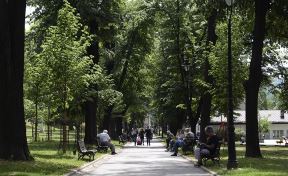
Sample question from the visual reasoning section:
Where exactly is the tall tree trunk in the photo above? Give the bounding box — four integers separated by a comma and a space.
0, 0, 31, 160
102, 105, 114, 132
115, 117, 122, 137
190, 97, 203, 134
199, 9, 218, 142
62, 110, 68, 153
84, 100, 97, 144
34, 94, 38, 142
47, 105, 51, 141
245, 0, 270, 158
84, 21, 99, 144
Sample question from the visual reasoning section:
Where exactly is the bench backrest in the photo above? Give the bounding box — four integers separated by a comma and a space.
78, 140, 87, 152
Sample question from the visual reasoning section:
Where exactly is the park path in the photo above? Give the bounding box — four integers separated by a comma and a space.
68, 137, 213, 176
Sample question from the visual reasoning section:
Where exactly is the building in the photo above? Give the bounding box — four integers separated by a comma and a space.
209, 110, 288, 139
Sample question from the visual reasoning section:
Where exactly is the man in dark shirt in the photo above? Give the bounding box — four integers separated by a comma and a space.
194, 126, 219, 166
145, 127, 152, 146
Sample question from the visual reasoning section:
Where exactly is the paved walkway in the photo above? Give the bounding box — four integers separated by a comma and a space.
68, 137, 213, 176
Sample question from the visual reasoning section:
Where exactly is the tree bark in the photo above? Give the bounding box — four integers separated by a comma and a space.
102, 105, 114, 132
0, 0, 31, 160
245, 0, 270, 158
199, 9, 218, 142
34, 93, 38, 142
84, 20, 99, 144
84, 101, 97, 144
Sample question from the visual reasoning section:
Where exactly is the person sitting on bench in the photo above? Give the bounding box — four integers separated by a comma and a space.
97, 130, 117, 155
194, 126, 219, 167
165, 130, 174, 150
171, 128, 194, 156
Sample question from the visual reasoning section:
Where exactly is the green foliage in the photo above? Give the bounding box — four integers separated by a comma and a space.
39, 0, 92, 113
234, 128, 245, 141
258, 117, 270, 134
209, 15, 248, 115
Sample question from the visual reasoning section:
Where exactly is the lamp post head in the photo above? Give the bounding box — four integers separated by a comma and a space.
225, 0, 235, 6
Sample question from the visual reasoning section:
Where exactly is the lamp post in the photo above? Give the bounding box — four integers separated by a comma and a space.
182, 56, 192, 128
225, 0, 238, 169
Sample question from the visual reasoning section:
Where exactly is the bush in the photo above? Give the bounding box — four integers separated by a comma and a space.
234, 128, 245, 142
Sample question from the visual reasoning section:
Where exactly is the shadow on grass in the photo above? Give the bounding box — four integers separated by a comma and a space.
0, 159, 82, 176
0, 141, 86, 176
206, 146, 288, 176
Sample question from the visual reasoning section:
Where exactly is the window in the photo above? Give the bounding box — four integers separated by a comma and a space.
280, 110, 285, 119
272, 130, 284, 139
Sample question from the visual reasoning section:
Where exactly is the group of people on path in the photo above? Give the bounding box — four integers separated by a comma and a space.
96, 126, 153, 155
166, 126, 219, 167
131, 127, 153, 146
96, 125, 219, 168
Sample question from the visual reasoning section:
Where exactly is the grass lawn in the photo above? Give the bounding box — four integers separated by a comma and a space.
185, 145, 288, 176
0, 140, 123, 176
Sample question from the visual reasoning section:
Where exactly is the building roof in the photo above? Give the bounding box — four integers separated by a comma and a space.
210, 110, 288, 124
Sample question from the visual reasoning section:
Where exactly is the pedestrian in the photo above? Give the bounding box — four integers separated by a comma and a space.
145, 127, 152, 146
131, 128, 138, 146
139, 128, 145, 145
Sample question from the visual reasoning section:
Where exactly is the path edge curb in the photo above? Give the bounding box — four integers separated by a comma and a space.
64, 154, 110, 176
180, 154, 219, 176
65, 144, 126, 176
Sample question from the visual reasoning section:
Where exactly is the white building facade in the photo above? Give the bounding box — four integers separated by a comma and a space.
209, 110, 288, 139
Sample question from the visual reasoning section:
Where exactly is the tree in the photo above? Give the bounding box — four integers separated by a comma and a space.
77, 0, 123, 144
244, 0, 271, 158
0, 0, 31, 160
24, 37, 48, 142
39, 0, 92, 153
258, 117, 270, 137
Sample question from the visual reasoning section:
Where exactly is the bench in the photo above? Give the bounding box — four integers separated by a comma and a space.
182, 139, 196, 155
96, 137, 109, 153
201, 141, 222, 166
119, 135, 127, 144
77, 140, 96, 161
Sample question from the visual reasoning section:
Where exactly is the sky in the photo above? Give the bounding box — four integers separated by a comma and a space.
25, 6, 35, 30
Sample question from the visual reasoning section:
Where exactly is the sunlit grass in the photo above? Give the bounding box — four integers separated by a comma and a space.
185, 145, 288, 176
0, 139, 122, 176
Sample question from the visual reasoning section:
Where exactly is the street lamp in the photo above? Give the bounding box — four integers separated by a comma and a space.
182, 56, 192, 128
225, 0, 238, 169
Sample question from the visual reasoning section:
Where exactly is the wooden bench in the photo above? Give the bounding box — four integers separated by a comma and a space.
182, 139, 196, 155
201, 141, 222, 166
77, 140, 96, 161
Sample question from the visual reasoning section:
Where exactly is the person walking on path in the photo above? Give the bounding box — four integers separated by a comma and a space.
131, 128, 138, 146
145, 127, 152, 146
97, 130, 117, 155
139, 128, 145, 145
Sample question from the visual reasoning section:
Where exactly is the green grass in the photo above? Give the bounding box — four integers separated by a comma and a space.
0, 140, 123, 176
185, 145, 288, 176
